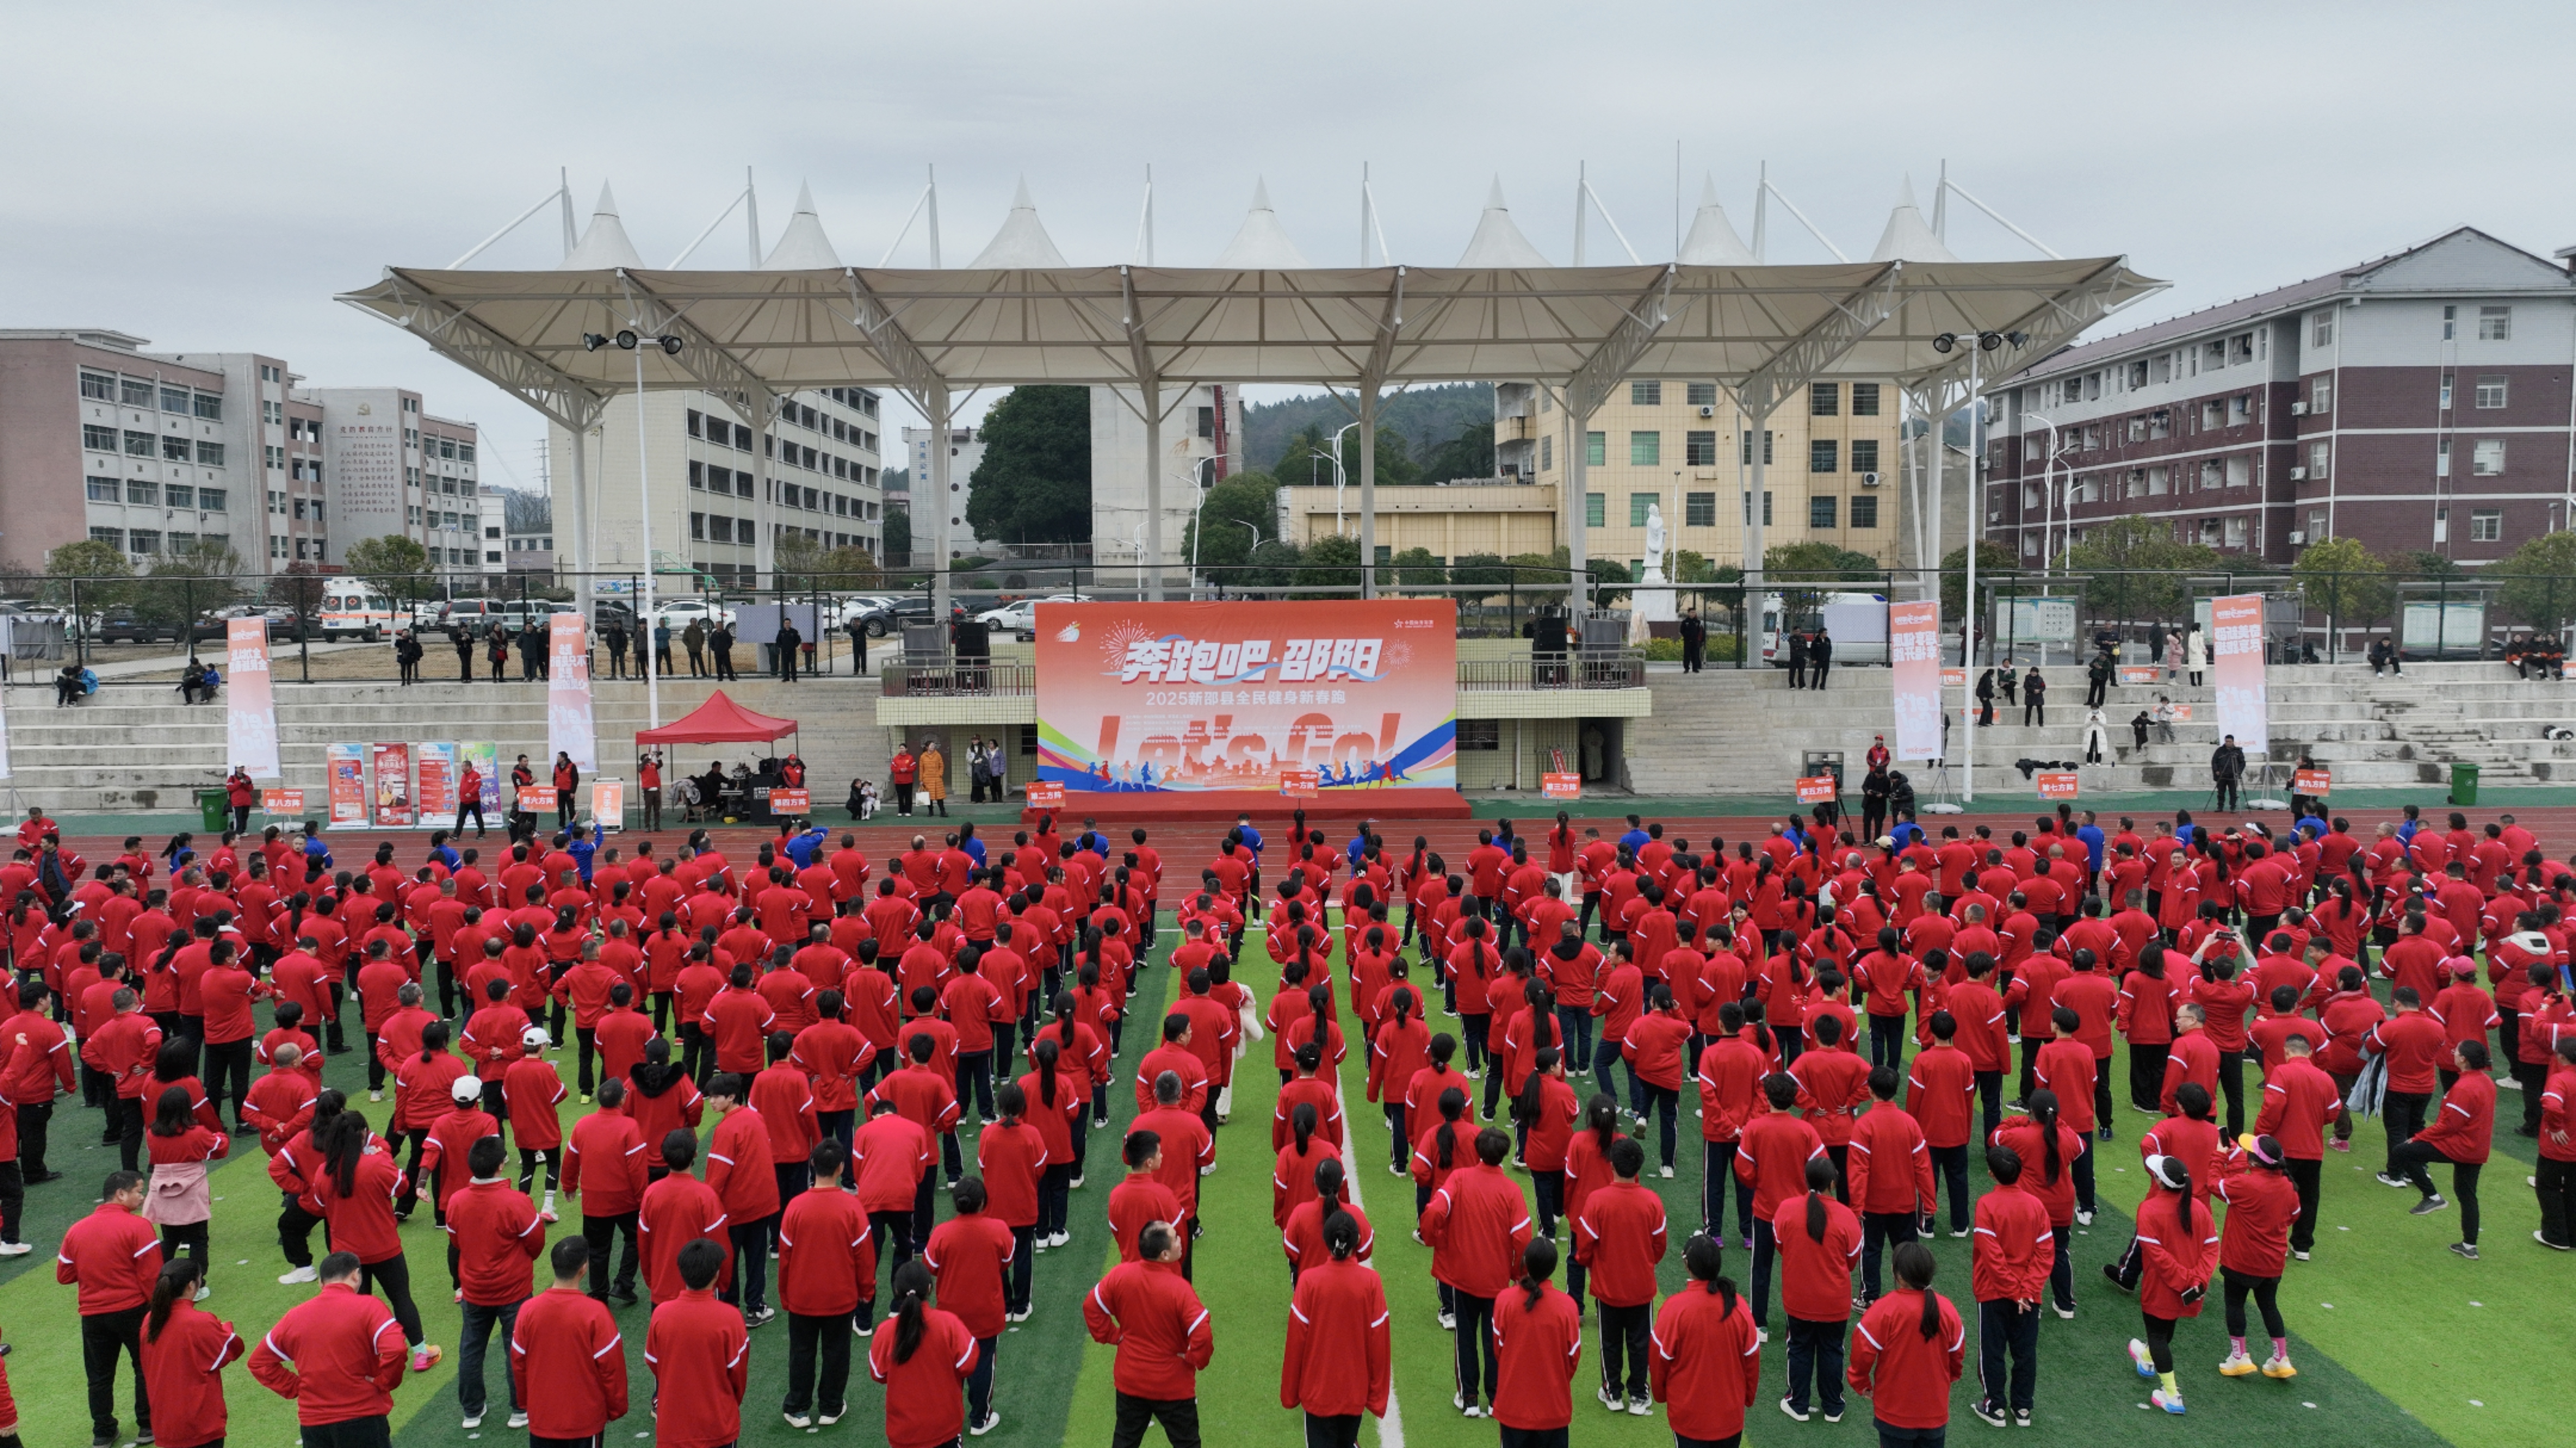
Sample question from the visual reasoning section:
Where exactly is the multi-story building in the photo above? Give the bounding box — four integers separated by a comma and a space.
552, 385, 885, 591
296, 387, 486, 580
1988, 227, 2576, 566
0, 329, 253, 570
1089, 383, 1240, 576
902, 422, 990, 560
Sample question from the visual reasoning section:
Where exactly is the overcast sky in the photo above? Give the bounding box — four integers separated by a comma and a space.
8, 0, 2571, 491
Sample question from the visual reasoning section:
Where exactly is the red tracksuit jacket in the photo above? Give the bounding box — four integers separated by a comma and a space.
1651, 1284, 1761, 1440
1419, 1163, 1533, 1299
1847, 1288, 1964, 1429
778, 1186, 877, 1317
247, 1282, 406, 1425
1572, 1179, 1667, 1307
510, 1286, 629, 1438
1489, 1283, 1583, 1430
645, 1288, 747, 1448
1083, 1259, 1214, 1400
1848, 1100, 1935, 1215
1279, 1256, 1390, 1417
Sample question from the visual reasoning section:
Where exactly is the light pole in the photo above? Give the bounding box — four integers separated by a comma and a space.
583, 327, 682, 733
1184, 451, 1231, 600
2022, 411, 2069, 577
1932, 328, 2025, 804
1326, 422, 1358, 535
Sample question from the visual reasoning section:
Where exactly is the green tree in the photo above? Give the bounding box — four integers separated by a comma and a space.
1390, 546, 1446, 591
1507, 546, 1629, 603
1415, 422, 1496, 483
2067, 514, 2213, 627
2402, 549, 2465, 579
1764, 540, 1879, 621
1241, 538, 1305, 591
1297, 533, 1366, 596
133, 542, 247, 629
773, 533, 882, 594
2291, 536, 2392, 657
1181, 471, 1279, 578
1939, 540, 2017, 621
1272, 423, 1419, 491
342, 535, 434, 603
2493, 530, 2576, 637
965, 385, 1092, 545
1449, 552, 1511, 598
44, 539, 135, 610
882, 506, 912, 563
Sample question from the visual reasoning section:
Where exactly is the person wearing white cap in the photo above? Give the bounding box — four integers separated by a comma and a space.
2209, 1133, 2298, 1379
2124, 1153, 2216, 1414
503, 1026, 568, 1220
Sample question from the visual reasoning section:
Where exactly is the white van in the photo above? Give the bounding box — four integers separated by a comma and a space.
1760, 590, 1891, 666
317, 585, 396, 640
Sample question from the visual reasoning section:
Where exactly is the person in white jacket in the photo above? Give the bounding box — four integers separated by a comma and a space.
2081, 707, 2112, 764
2185, 624, 2207, 686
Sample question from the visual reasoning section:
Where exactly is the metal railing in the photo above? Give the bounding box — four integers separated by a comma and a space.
880, 662, 1034, 698
1457, 650, 1648, 691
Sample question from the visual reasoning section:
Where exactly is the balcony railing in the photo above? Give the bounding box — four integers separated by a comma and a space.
882, 652, 1648, 699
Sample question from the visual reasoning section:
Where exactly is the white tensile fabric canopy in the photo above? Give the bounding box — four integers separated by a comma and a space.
340, 179, 2160, 600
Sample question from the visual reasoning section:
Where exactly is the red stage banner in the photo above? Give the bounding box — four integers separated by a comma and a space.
1795, 775, 1839, 804
1034, 599, 1456, 795
547, 613, 597, 772
2036, 770, 2080, 800
1542, 772, 1582, 800
369, 743, 414, 827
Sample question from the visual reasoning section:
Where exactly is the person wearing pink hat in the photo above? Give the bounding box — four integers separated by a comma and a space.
2124, 1153, 2215, 1414
2210, 1134, 2298, 1379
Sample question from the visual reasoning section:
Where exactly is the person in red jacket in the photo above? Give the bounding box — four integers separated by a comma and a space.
1108, 1131, 1182, 1266
1775, 1154, 1863, 1424
563, 1076, 647, 1303
248, 1250, 409, 1440
1574, 1136, 1667, 1413
1735, 1071, 1827, 1333
923, 1177, 1014, 1435
503, 1027, 567, 1215
510, 1238, 631, 1445
1084, 1221, 1214, 1448
870, 1259, 978, 1448
2389, 1039, 2495, 1258
780, 1139, 877, 1427
1489, 1238, 1583, 1445
446, 1136, 544, 1428
2209, 1133, 2299, 1379
2119, 1154, 2213, 1414
1849, 1064, 1934, 1307
1904, 1011, 1977, 1236
62, 1170, 162, 1444
1650, 1232, 1762, 1441
647, 1239, 749, 1448
1418, 1126, 1532, 1418
704, 1072, 781, 1323
139, 1257, 242, 1448
639, 1130, 732, 1305
1279, 1210, 1390, 1448
1967, 1145, 2052, 1428
2251, 1033, 2343, 1259
2539, 1037, 2576, 1250
1847, 1243, 1964, 1440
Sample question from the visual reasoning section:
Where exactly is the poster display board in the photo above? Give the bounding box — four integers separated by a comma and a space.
547, 613, 597, 772
415, 743, 458, 823
461, 743, 502, 813
1034, 600, 1457, 795
369, 743, 414, 827
1888, 601, 1941, 760
225, 618, 281, 778
591, 779, 626, 828
326, 744, 367, 827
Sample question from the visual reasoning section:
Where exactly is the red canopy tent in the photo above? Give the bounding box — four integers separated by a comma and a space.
634, 690, 799, 747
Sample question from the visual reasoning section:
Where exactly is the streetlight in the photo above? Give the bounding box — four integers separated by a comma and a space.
2021, 411, 2071, 578
1929, 328, 2026, 804
1325, 422, 1358, 534
583, 328, 683, 733
1184, 451, 1232, 600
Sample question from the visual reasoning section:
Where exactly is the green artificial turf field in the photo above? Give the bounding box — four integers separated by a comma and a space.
0, 917, 2565, 1448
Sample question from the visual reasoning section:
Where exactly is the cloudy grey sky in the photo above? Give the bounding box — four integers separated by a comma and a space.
8, 0, 2570, 490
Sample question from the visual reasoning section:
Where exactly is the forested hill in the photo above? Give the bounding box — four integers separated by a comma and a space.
1243, 382, 1493, 472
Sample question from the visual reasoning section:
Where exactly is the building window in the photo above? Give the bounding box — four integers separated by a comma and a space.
165, 484, 195, 508
1686, 381, 1718, 407
689, 512, 705, 541
192, 391, 221, 421
122, 430, 154, 457
1585, 431, 1606, 466
2147, 464, 2169, 495
83, 423, 118, 452
1584, 492, 1605, 527
2308, 509, 2328, 542
1627, 493, 1657, 527
2437, 440, 2452, 477
2200, 401, 2225, 431
1743, 491, 1772, 525
1850, 438, 1880, 475
126, 480, 160, 505
2475, 375, 2508, 409
1685, 491, 1716, 526
160, 435, 189, 462
2231, 395, 2254, 424
1850, 495, 1878, 528
2148, 409, 2172, 439
2479, 305, 2512, 341
1630, 381, 1661, 406
1539, 436, 1552, 471
2127, 416, 2147, 443
85, 475, 120, 502
127, 529, 161, 554
1457, 719, 1501, 751
2312, 311, 2334, 347
2226, 456, 2252, 488
1810, 496, 1838, 529
1684, 430, 1717, 466
1809, 382, 1839, 416
89, 526, 123, 548
1740, 430, 1772, 465
2223, 517, 2248, 548
80, 371, 116, 401
2470, 509, 2503, 543
2439, 373, 2454, 410
1810, 439, 1838, 473
157, 385, 188, 414
1629, 431, 1660, 466
2309, 442, 2330, 478
2310, 379, 2332, 414
2473, 439, 2505, 475
1850, 382, 1880, 417
120, 378, 153, 407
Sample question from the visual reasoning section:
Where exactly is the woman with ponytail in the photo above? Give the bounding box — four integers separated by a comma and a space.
1449, 914, 1499, 1076
2126, 1154, 2216, 1415
1489, 1237, 1582, 1443
1990, 1088, 2083, 1318
1280, 1207, 1391, 1447
1651, 1233, 1762, 1445
1282, 1156, 1376, 1282
1515, 1046, 1581, 1236
1367, 985, 1431, 1173
390, 1018, 465, 1213
1775, 1153, 1862, 1424
139, 1257, 242, 1448
1560, 1092, 1625, 1303
315, 1109, 440, 1371
1015, 1037, 1084, 1247
1273, 1102, 1332, 1231
868, 1259, 978, 1448
1846, 1241, 1963, 1444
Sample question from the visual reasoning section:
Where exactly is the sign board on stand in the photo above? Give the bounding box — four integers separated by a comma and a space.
326, 744, 367, 827
1025, 782, 1066, 811
2117, 666, 2161, 685
1278, 769, 1321, 799
2293, 767, 2332, 797
1542, 772, 1582, 800
2036, 771, 2080, 800
260, 789, 305, 815
590, 779, 626, 828
767, 786, 808, 815
517, 784, 558, 814
1795, 775, 1839, 804
368, 743, 414, 828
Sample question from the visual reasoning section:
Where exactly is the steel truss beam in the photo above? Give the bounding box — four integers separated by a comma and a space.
1735, 261, 1904, 423
1564, 265, 1676, 419
351, 271, 608, 432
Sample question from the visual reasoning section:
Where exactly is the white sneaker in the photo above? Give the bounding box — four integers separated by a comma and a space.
1628, 1395, 1652, 1416
278, 1264, 319, 1284
1048, 1230, 1070, 1248
368, 1090, 384, 1103
506, 1412, 528, 1429
462, 1413, 484, 1430
1439, 1310, 1457, 1331
1659, 1165, 1675, 1179
1598, 1386, 1624, 1413
784, 1411, 813, 1429
970, 1411, 1001, 1436
192, 1284, 210, 1302
0, 1242, 31, 1257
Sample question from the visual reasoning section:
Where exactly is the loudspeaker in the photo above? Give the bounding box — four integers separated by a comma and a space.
953, 619, 991, 659
1531, 616, 1569, 656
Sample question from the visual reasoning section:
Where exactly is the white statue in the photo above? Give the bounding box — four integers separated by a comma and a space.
1641, 502, 1668, 580
1631, 499, 1677, 640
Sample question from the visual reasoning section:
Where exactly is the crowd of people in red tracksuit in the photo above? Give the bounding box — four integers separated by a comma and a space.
10, 792, 2576, 1448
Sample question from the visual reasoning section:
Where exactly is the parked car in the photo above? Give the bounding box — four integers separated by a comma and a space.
975, 601, 1038, 634
854, 596, 943, 638
92, 607, 179, 644
650, 598, 737, 632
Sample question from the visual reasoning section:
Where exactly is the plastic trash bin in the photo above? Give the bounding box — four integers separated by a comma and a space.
196, 788, 229, 831
2448, 761, 2479, 806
